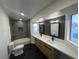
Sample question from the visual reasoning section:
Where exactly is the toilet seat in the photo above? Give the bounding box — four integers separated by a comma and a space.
13, 45, 24, 50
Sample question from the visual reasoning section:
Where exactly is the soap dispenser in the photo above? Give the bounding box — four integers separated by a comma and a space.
40, 33, 42, 36
51, 36, 54, 41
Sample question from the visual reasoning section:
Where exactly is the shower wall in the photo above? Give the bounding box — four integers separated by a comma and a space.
9, 17, 30, 41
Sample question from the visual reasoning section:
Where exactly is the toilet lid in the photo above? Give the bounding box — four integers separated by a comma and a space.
13, 45, 24, 50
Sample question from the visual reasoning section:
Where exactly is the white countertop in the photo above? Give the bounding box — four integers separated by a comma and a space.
32, 34, 78, 59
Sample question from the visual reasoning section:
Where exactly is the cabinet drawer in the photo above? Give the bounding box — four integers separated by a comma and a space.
35, 39, 43, 45
35, 41, 42, 49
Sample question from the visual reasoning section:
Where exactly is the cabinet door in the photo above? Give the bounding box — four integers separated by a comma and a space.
35, 39, 52, 59
41, 44, 53, 59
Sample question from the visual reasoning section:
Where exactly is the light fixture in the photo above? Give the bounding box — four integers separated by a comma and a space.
20, 12, 24, 16
19, 18, 22, 21
50, 20, 59, 23
39, 22, 44, 25
38, 18, 44, 22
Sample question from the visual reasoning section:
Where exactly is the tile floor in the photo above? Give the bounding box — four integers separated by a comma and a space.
10, 44, 47, 59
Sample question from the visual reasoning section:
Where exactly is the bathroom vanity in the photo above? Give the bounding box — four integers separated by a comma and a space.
32, 15, 77, 59
35, 37, 60, 59
32, 34, 77, 59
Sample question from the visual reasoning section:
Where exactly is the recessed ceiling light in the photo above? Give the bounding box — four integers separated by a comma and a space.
20, 13, 24, 16
19, 18, 22, 21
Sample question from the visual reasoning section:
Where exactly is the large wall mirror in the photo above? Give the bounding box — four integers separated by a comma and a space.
50, 16, 65, 40
39, 16, 65, 40
50, 20, 59, 37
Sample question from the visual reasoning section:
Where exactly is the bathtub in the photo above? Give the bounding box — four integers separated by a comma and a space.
14, 38, 31, 46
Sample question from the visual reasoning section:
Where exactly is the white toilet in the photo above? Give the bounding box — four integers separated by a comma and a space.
9, 42, 24, 56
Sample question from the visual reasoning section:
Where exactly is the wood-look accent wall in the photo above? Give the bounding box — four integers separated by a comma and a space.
39, 16, 65, 40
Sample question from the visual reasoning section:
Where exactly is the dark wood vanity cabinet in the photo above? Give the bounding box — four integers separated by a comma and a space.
34, 37, 60, 59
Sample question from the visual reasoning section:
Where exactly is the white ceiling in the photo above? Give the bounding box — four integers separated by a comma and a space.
0, 0, 55, 20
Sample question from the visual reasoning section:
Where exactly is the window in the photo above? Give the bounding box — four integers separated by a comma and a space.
70, 13, 78, 45
32, 23, 38, 34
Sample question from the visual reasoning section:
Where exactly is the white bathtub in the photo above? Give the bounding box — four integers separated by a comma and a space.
14, 38, 31, 46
